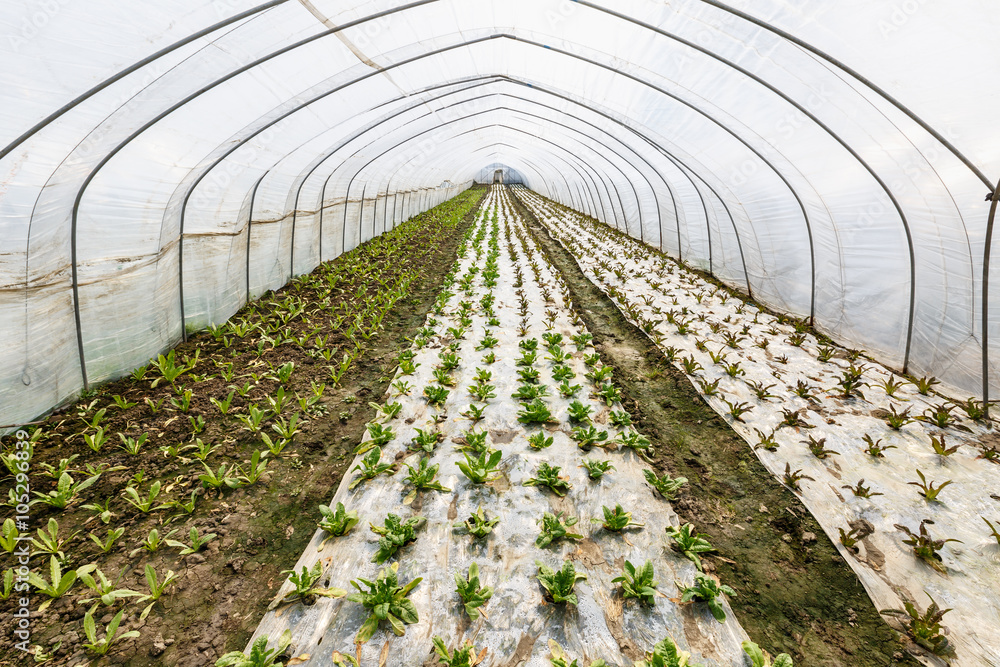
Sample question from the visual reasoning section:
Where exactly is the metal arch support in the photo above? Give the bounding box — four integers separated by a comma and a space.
0, 0, 294, 161
244, 171, 270, 306
695, 0, 993, 191
984, 180, 1000, 415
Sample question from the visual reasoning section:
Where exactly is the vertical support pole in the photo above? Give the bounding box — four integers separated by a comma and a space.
983, 179, 1000, 418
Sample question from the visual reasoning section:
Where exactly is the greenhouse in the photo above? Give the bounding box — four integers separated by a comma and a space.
0, 1, 998, 665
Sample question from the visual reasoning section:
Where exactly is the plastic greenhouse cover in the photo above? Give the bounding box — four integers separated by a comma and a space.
1, 0, 998, 444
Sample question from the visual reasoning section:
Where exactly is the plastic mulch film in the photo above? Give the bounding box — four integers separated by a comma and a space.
517, 187, 1000, 667
247, 186, 752, 666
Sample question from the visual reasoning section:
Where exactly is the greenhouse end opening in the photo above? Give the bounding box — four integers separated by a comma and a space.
1, 2, 998, 666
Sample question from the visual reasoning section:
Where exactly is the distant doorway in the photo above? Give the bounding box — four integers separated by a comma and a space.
493, 169, 503, 184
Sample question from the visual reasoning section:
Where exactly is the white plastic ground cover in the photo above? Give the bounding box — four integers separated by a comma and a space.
247, 186, 752, 665
514, 187, 1000, 666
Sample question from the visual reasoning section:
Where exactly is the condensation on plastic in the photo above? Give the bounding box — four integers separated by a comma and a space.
1, 0, 998, 435
520, 188, 1000, 667
250, 187, 752, 665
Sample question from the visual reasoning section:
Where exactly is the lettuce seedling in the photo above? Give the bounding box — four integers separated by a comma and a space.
457, 450, 502, 484
459, 429, 489, 453
31, 471, 99, 509
349, 446, 393, 490
880, 593, 955, 657
609, 410, 632, 427
536, 511, 584, 548
410, 428, 442, 453
894, 519, 961, 572
369, 401, 402, 420
572, 426, 609, 450
403, 457, 450, 502
432, 637, 486, 667
512, 383, 548, 401
884, 404, 913, 430
548, 640, 605, 667
596, 383, 622, 406
908, 469, 952, 502
168, 527, 217, 555
842, 479, 883, 499
82, 608, 140, 656
370, 514, 426, 563
279, 561, 345, 606
804, 436, 838, 459
580, 459, 614, 480
460, 404, 486, 423
616, 430, 653, 459
347, 562, 421, 643
571, 333, 593, 350
552, 365, 576, 381
464, 506, 499, 539
644, 470, 687, 500
782, 463, 813, 492
527, 432, 554, 450
567, 400, 592, 423
913, 375, 940, 395
433, 368, 457, 387
928, 434, 960, 456
985, 517, 1000, 546
524, 463, 571, 496
613, 559, 658, 605
518, 399, 554, 424
30, 518, 77, 560
594, 504, 644, 532
861, 434, 895, 457
742, 641, 793, 667
317, 502, 359, 549
665, 524, 715, 571
469, 381, 497, 402
535, 560, 586, 605
215, 630, 292, 667
633, 636, 702, 667
455, 562, 493, 620
424, 385, 450, 406
27, 556, 78, 606
517, 367, 541, 384
676, 573, 735, 622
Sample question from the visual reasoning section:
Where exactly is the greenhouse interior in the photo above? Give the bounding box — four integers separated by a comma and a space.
1, 1, 999, 665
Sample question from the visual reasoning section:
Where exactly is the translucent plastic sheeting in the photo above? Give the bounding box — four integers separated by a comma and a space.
1, 0, 998, 435
250, 187, 750, 666
521, 188, 1000, 666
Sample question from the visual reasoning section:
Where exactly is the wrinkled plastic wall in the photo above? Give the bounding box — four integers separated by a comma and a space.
1, 0, 997, 429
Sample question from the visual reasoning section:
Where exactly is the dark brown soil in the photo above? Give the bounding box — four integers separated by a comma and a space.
0, 187, 484, 666
512, 190, 917, 667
